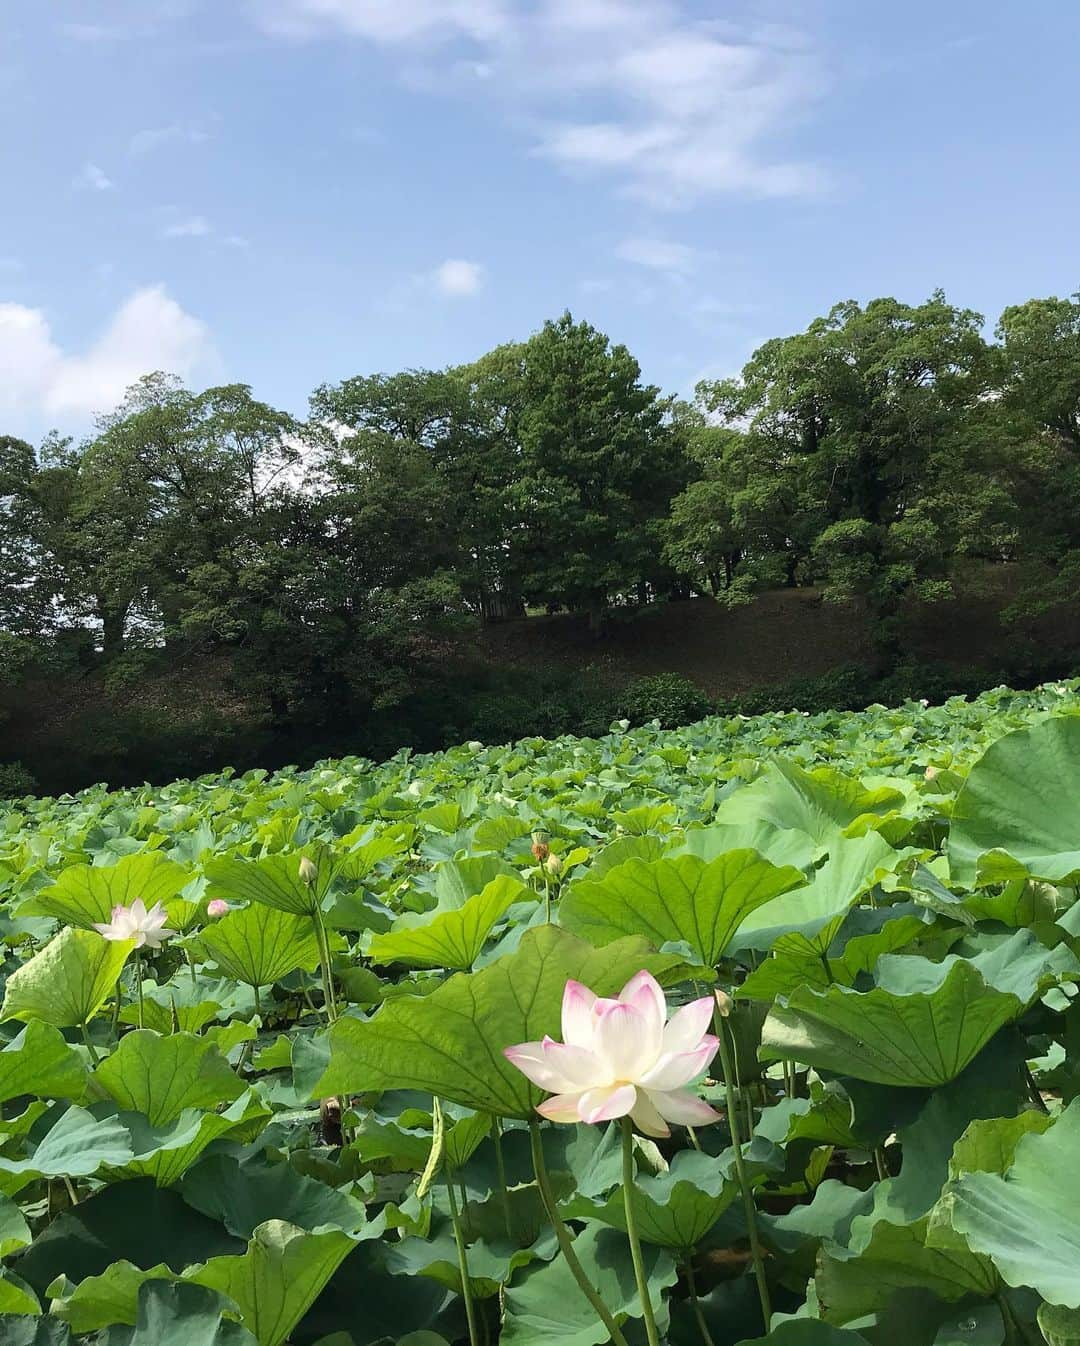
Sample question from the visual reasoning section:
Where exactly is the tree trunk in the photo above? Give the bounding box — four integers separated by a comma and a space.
99, 605, 126, 660
585, 595, 607, 639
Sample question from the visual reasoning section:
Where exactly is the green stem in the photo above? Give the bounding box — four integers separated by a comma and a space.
311, 907, 337, 1022
715, 1011, 771, 1332
491, 1116, 512, 1239
621, 1119, 662, 1346
445, 1165, 482, 1346
684, 1257, 716, 1346
818, 950, 835, 985
134, 948, 144, 1029
529, 1121, 631, 1346
873, 1147, 889, 1183
79, 1022, 100, 1065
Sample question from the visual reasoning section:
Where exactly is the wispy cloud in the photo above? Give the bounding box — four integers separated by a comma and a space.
615, 237, 697, 274
253, 1, 825, 204
73, 161, 114, 192
162, 214, 212, 239
129, 122, 211, 156
433, 258, 485, 296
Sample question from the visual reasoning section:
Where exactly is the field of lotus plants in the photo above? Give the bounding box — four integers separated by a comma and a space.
2, 681, 1080, 1345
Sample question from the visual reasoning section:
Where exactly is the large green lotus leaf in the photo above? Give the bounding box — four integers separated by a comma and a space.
368, 875, 529, 970
16, 1180, 242, 1294
26, 852, 190, 929
1, 928, 131, 1028
384, 1217, 553, 1298
739, 912, 930, 1001
561, 1148, 739, 1250
204, 842, 338, 916
179, 1153, 369, 1239
559, 850, 805, 967
49, 1261, 174, 1334
0, 1275, 40, 1318
947, 717, 1080, 885
667, 821, 817, 873
947, 1112, 1053, 1179
732, 833, 903, 956
0, 1023, 86, 1105
0, 1194, 30, 1258
421, 856, 522, 906
197, 905, 321, 989
713, 761, 904, 849
736, 1325, 872, 1345
92, 1031, 244, 1126
111, 1090, 270, 1186
0, 1106, 133, 1194
1040, 1303, 1080, 1346
501, 1223, 677, 1346
760, 934, 1071, 1088
0, 1318, 72, 1345
938, 1099, 1080, 1306
187, 1220, 356, 1346
99, 1281, 259, 1346
816, 1218, 997, 1325
316, 926, 692, 1118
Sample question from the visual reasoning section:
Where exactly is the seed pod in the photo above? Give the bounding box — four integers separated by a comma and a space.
531, 829, 551, 862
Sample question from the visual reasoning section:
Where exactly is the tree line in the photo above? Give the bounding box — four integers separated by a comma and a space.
3, 292, 1080, 738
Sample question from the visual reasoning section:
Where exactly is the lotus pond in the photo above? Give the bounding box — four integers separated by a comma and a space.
2, 682, 1080, 1345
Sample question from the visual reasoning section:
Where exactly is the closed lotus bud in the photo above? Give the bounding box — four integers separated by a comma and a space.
545, 853, 563, 876
924, 766, 938, 781
714, 989, 733, 1018
531, 830, 551, 862
207, 899, 229, 918
299, 856, 318, 886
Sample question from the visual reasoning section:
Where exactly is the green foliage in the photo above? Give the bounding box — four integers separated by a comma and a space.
616, 674, 712, 728
0, 680, 1079, 1343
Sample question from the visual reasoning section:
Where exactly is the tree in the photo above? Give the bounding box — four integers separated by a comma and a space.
473, 313, 689, 631
695, 294, 1003, 654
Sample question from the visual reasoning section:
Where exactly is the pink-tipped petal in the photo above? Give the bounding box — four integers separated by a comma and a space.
541, 1039, 604, 1089
618, 970, 666, 1053
593, 1002, 655, 1081
662, 997, 715, 1055
505, 1042, 584, 1094
536, 1092, 586, 1124
629, 1090, 671, 1138
561, 980, 598, 1048
639, 1039, 719, 1091
646, 1088, 723, 1128
578, 1083, 637, 1124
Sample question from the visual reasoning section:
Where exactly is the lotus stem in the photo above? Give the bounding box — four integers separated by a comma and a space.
684, 1257, 716, 1346
134, 948, 144, 1029
79, 1022, 100, 1065
491, 1116, 512, 1239
529, 1120, 631, 1346
714, 1008, 771, 1331
445, 1163, 482, 1346
311, 906, 338, 1022
621, 1118, 663, 1346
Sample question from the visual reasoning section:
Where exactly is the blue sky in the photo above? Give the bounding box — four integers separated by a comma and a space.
2, 0, 1079, 441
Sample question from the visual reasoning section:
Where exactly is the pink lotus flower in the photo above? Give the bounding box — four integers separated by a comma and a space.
504, 970, 721, 1138
206, 899, 229, 918
92, 899, 176, 949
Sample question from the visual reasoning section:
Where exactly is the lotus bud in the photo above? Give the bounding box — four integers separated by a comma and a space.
714, 988, 733, 1018
531, 830, 551, 862
545, 853, 563, 876
299, 855, 318, 886
924, 766, 938, 781
207, 899, 229, 918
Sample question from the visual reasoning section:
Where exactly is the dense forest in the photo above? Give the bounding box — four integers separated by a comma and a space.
4, 290, 1080, 793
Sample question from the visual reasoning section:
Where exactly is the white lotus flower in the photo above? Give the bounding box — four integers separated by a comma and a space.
92, 899, 176, 949
504, 970, 721, 1138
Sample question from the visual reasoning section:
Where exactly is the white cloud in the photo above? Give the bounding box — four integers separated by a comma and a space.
433, 258, 485, 297
0, 286, 218, 425
129, 122, 210, 156
73, 162, 114, 192
253, 1, 824, 204
258, 0, 508, 43
615, 237, 697, 274
162, 214, 212, 238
